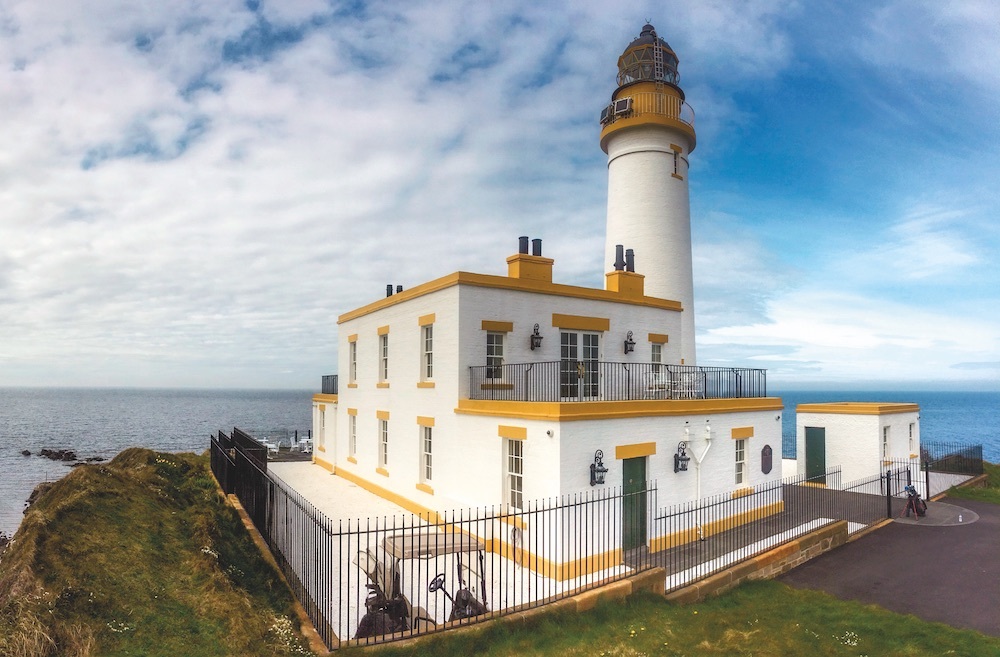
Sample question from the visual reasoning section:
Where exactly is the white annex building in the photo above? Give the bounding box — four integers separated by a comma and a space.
308, 24, 918, 571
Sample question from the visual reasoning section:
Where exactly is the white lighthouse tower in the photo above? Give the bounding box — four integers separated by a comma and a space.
601, 23, 698, 365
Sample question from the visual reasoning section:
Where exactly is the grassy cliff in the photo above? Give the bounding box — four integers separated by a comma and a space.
0, 448, 311, 657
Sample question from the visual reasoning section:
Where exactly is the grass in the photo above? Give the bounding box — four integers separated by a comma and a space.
0, 448, 311, 657
359, 581, 1000, 657
944, 461, 1000, 505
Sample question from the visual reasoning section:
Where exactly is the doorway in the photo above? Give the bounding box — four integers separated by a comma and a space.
805, 426, 826, 484
622, 457, 647, 553
559, 331, 599, 400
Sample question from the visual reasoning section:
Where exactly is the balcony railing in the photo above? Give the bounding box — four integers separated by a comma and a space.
603, 91, 695, 130
469, 361, 766, 402
321, 374, 338, 395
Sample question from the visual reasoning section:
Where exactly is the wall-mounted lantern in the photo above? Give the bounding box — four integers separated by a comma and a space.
623, 330, 636, 354
673, 441, 691, 473
590, 450, 608, 486
530, 323, 544, 350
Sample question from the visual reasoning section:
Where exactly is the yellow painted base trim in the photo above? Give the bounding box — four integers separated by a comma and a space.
649, 500, 784, 552
486, 534, 623, 583
456, 397, 784, 421
800, 481, 827, 489
417, 381, 436, 389
415, 482, 434, 495
347, 456, 357, 464
731, 487, 754, 498
313, 456, 334, 473
333, 467, 439, 523
480, 383, 514, 391
376, 467, 389, 477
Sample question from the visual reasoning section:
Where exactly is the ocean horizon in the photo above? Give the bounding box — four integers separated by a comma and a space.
1, 386, 997, 538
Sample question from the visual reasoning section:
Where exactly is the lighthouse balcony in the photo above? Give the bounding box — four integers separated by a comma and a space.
600, 91, 695, 130
468, 361, 765, 402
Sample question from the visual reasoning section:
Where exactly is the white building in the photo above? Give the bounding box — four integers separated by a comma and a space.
310, 23, 786, 572
795, 402, 921, 485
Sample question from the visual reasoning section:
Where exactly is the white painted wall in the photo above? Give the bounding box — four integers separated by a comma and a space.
796, 409, 920, 485
605, 124, 696, 364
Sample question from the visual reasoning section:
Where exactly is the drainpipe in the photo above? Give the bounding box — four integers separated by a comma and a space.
689, 420, 713, 501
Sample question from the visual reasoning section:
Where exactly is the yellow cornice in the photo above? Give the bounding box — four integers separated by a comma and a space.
796, 402, 920, 416
312, 394, 338, 404
338, 271, 682, 324
455, 397, 784, 422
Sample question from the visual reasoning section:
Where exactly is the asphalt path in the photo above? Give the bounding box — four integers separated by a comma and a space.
779, 497, 1000, 637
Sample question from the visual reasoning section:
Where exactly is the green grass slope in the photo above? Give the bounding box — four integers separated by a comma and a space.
0, 448, 311, 657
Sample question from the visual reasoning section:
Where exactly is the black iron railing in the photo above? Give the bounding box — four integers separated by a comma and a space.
468, 361, 766, 401
209, 429, 954, 651
321, 375, 339, 395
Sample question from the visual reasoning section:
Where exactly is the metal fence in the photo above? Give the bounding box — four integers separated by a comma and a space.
469, 361, 767, 402
922, 441, 984, 476
208, 430, 930, 651
322, 375, 339, 395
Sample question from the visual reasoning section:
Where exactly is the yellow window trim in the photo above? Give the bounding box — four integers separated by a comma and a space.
648, 333, 669, 344
347, 334, 358, 343
670, 143, 682, 153
415, 482, 434, 495
498, 425, 527, 440
347, 383, 358, 389
346, 456, 357, 464
376, 382, 390, 389
377, 410, 390, 420
376, 467, 389, 477
347, 408, 357, 416
732, 427, 754, 439
316, 445, 326, 453
615, 442, 656, 459
416, 416, 435, 427
671, 173, 684, 180
482, 320, 514, 332
317, 404, 326, 411
418, 313, 435, 326
417, 381, 436, 389
377, 325, 390, 336
551, 313, 610, 332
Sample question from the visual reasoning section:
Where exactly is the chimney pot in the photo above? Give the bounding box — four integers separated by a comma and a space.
518, 236, 529, 254
625, 249, 635, 273
531, 238, 542, 257
396, 284, 403, 293
386, 284, 393, 297
614, 244, 626, 271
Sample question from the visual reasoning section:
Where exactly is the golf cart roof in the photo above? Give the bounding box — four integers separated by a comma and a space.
382, 530, 485, 560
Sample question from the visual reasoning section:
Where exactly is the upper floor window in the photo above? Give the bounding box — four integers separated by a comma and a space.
651, 343, 663, 371
422, 325, 434, 380
349, 341, 357, 383
486, 331, 505, 379
379, 334, 389, 382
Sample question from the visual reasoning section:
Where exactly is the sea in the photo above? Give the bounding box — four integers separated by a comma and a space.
0, 387, 997, 538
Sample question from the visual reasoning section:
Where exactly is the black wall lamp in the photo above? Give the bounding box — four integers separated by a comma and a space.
623, 330, 635, 354
530, 323, 543, 350
590, 450, 608, 486
673, 441, 691, 473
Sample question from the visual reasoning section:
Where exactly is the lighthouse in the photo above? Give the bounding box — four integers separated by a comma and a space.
601, 23, 698, 365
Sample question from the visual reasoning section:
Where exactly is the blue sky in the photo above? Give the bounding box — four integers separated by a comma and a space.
1, 0, 997, 390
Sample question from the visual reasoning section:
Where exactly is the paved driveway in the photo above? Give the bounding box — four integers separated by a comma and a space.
779, 497, 1000, 637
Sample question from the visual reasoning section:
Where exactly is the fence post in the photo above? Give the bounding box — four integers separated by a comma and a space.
885, 470, 893, 519
924, 460, 931, 500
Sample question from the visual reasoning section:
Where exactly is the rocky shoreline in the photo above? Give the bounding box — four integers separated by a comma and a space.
20, 448, 106, 467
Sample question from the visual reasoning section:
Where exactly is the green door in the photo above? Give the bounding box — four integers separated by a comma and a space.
805, 427, 826, 484
622, 457, 647, 552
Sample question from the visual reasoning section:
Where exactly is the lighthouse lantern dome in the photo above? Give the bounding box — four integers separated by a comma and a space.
616, 23, 680, 88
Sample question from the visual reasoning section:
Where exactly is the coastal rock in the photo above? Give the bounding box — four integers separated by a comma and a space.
38, 448, 77, 462
85, 456, 105, 462
21, 450, 31, 456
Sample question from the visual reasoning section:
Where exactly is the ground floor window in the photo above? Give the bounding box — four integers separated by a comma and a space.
735, 438, 746, 485
506, 438, 523, 510
379, 419, 388, 468
421, 426, 432, 482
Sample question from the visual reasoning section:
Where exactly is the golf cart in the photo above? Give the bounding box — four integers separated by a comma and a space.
353, 529, 490, 639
